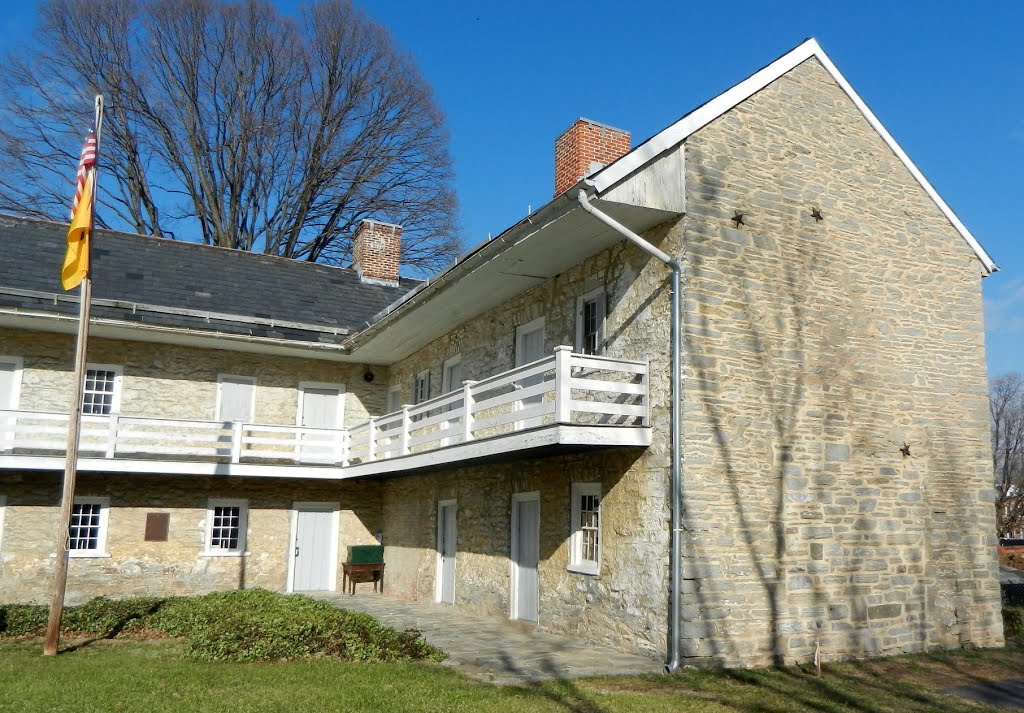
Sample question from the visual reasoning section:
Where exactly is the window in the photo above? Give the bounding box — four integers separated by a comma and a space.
413, 370, 431, 404
569, 483, 601, 575
83, 365, 121, 415
575, 290, 606, 355
204, 499, 248, 555
68, 496, 110, 557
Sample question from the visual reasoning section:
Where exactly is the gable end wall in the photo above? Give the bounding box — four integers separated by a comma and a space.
677, 56, 1002, 666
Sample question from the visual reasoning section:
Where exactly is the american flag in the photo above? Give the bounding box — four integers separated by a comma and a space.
70, 131, 97, 219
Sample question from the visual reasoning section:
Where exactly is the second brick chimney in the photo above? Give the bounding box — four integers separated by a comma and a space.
352, 219, 401, 286
554, 118, 631, 197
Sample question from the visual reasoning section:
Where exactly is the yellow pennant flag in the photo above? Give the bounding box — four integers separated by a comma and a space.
61, 171, 93, 291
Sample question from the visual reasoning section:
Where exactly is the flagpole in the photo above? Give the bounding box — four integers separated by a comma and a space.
43, 95, 104, 657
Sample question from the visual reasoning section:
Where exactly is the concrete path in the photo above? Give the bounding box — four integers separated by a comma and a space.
942, 679, 1024, 710
314, 591, 663, 685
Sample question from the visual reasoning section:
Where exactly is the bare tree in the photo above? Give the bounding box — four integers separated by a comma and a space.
991, 372, 1024, 538
0, 0, 461, 273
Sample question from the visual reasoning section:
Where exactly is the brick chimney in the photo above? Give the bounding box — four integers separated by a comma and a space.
352, 219, 401, 286
554, 118, 630, 197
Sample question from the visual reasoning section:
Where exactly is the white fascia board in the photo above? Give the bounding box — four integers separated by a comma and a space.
590, 38, 996, 274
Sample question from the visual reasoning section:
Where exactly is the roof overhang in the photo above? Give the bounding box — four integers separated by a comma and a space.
346, 186, 681, 363
590, 38, 997, 274
0, 310, 361, 363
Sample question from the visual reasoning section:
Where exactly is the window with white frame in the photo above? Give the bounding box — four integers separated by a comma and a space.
83, 365, 121, 415
569, 483, 601, 574
413, 370, 431, 405
204, 499, 248, 555
575, 290, 606, 356
68, 496, 110, 557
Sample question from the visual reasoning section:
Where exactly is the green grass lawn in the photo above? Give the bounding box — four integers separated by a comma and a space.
1, 638, 1022, 713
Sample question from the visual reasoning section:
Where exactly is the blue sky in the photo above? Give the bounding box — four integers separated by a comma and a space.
2, 1, 1021, 376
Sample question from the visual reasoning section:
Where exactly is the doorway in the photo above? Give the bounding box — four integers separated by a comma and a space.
288, 502, 339, 592
435, 499, 457, 604
510, 492, 540, 622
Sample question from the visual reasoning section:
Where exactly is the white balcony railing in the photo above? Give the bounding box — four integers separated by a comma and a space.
0, 348, 648, 470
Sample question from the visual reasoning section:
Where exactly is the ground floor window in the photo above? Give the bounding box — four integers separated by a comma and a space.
569, 483, 601, 575
68, 496, 110, 557
204, 498, 248, 555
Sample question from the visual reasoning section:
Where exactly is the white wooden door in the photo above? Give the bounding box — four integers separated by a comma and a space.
515, 319, 545, 426
436, 501, 457, 604
218, 376, 254, 422
0, 359, 19, 452
292, 506, 335, 592
511, 495, 540, 622
299, 386, 342, 463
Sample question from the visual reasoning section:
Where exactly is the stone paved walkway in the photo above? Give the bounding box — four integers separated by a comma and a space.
313, 591, 663, 685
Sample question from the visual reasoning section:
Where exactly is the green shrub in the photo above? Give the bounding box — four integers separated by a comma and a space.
0, 590, 443, 663
1004, 607, 1024, 643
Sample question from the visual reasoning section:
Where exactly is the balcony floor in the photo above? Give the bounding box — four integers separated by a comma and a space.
0, 423, 651, 480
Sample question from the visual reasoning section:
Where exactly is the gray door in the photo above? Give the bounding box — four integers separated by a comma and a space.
437, 502, 457, 604
299, 387, 341, 463
515, 321, 545, 424
218, 376, 254, 422
0, 360, 17, 452
512, 497, 540, 622
293, 507, 334, 591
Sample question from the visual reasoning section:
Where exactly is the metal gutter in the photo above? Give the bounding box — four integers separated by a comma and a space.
576, 189, 684, 674
0, 286, 350, 336
0, 308, 353, 356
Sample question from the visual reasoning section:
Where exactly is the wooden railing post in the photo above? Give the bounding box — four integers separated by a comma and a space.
230, 421, 244, 463
339, 429, 349, 467
400, 405, 411, 456
105, 412, 119, 459
367, 417, 377, 462
554, 346, 573, 424
641, 359, 651, 426
462, 380, 478, 442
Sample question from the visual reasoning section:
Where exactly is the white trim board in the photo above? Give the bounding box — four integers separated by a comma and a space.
0, 424, 652, 481
588, 38, 996, 274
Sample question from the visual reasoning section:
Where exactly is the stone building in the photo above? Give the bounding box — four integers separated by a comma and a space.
0, 39, 1004, 667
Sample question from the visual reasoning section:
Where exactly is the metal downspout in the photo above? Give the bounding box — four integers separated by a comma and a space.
576, 190, 683, 673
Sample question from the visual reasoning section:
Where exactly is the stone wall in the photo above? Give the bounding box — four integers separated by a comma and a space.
381, 448, 666, 655
0, 328, 387, 428
0, 472, 381, 603
675, 57, 1003, 666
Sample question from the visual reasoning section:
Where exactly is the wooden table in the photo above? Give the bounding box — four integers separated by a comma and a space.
342, 562, 385, 595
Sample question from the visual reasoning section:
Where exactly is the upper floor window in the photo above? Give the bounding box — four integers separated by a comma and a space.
575, 290, 606, 355
568, 483, 601, 575
83, 365, 122, 415
68, 496, 110, 557
413, 370, 431, 405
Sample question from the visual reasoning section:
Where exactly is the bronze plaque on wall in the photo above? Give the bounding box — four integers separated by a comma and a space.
144, 513, 170, 542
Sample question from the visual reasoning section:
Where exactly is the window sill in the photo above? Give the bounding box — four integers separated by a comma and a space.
199, 551, 249, 558
567, 563, 600, 576
69, 551, 111, 559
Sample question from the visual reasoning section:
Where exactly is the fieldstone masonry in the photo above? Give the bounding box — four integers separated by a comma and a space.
0, 56, 1003, 667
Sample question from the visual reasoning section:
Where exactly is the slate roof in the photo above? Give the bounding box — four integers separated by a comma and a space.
0, 214, 418, 344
